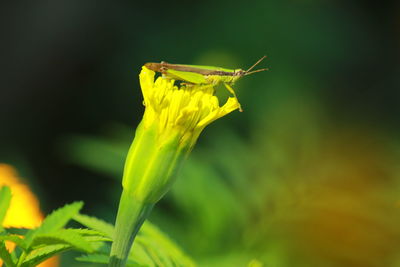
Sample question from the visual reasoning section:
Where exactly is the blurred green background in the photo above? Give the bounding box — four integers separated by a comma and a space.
1, 1, 400, 266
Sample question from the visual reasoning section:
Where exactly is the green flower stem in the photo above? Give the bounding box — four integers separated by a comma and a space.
109, 189, 153, 267
109, 121, 188, 266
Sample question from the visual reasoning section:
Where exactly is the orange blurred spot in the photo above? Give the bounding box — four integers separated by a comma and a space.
0, 164, 59, 267
259, 128, 400, 266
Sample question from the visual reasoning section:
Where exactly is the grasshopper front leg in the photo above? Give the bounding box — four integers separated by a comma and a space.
224, 83, 243, 112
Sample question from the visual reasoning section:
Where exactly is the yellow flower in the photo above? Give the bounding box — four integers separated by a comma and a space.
140, 66, 240, 149
122, 67, 240, 203
0, 164, 59, 267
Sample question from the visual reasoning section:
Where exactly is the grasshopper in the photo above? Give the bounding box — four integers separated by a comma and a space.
145, 56, 268, 111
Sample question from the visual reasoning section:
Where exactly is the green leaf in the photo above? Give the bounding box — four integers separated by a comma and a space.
0, 186, 12, 226
20, 244, 69, 267
0, 234, 27, 250
0, 241, 15, 267
36, 202, 84, 233
128, 241, 156, 267
75, 254, 109, 265
68, 228, 110, 237
74, 213, 195, 267
134, 222, 196, 267
30, 229, 93, 253
81, 235, 112, 243
76, 254, 144, 267
24, 202, 83, 246
68, 228, 112, 243
4, 228, 29, 236
73, 213, 114, 237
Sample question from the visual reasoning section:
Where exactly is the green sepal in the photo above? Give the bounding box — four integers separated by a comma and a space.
122, 122, 188, 203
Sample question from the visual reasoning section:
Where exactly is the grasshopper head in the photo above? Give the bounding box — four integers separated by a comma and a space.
223, 70, 245, 84
234, 69, 247, 77
144, 62, 163, 72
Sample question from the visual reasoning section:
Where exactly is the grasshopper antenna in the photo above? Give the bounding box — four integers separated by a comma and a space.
245, 67, 269, 76
245, 55, 267, 73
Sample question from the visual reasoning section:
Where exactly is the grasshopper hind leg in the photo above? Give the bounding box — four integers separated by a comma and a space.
224, 83, 243, 112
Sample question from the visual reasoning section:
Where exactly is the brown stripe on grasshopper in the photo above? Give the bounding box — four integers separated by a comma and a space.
145, 62, 230, 76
